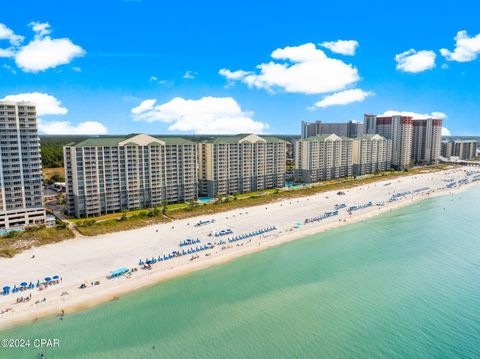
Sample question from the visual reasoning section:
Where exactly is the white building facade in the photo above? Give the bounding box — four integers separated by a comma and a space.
198, 134, 287, 197
64, 134, 198, 218
0, 101, 45, 229
295, 134, 353, 183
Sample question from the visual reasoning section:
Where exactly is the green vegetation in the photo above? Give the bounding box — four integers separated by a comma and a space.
43, 167, 65, 184
40, 135, 89, 168
75, 208, 170, 236
0, 223, 74, 258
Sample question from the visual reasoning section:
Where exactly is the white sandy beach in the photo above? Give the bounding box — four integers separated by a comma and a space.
0, 166, 479, 330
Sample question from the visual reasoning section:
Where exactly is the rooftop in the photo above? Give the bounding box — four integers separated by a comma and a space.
69, 134, 195, 147
302, 134, 352, 141
206, 134, 286, 144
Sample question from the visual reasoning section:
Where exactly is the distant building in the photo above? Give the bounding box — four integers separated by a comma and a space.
352, 134, 393, 176
198, 134, 286, 197
294, 134, 353, 183
64, 134, 198, 218
0, 101, 45, 229
441, 139, 477, 160
364, 114, 413, 170
411, 118, 442, 164
301, 120, 363, 139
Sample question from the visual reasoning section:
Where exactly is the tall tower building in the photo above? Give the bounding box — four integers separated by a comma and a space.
301, 121, 322, 139
301, 120, 363, 139
411, 118, 442, 164
363, 114, 413, 170
0, 101, 45, 229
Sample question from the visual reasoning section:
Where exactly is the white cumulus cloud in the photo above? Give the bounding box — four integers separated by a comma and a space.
381, 110, 447, 119
131, 99, 156, 114
219, 43, 359, 94
2, 92, 107, 134
0, 23, 24, 46
320, 40, 359, 55
1, 92, 67, 115
1, 21, 85, 73
37, 119, 108, 135
312, 89, 373, 108
15, 37, 85, 73
440, 30, 480, 62
395, 49, 436, 73
30, 21, 52, 39
0, 48, 15, 58
131, 96, 268, 134
441, 127, 451, 136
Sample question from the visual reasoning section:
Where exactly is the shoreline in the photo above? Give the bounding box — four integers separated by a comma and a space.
1, 167, 479, 331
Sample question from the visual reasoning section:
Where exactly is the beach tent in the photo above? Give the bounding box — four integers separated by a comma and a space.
109, 267, 129, 278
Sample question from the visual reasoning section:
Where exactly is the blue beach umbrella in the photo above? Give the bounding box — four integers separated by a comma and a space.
20, 282, 28, 287
44, 277, 51, 282
52, 275, 59, 280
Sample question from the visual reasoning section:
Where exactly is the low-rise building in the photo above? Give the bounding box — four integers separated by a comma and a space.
441, 139, 478, 160
198, 134, 286, 197
64, 134, 198, 218
352, 134, 392, 176
294, 134, 353, 183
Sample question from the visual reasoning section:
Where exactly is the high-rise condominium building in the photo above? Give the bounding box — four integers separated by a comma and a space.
364, 114, 413, 170
352, 134, 393, 176
0, 101, 45, 229
294, 134, 353, 183
198, 134, 286, 197
441, 139, 478, 160
64, 134, 198, 218
411, 118, 443, 164
301, 120, 363, 139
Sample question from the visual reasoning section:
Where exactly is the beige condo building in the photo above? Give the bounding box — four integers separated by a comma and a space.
294, 134, 353, 183
352, 134, 392, 176
0, 101, 45, 229
197, 134, 286, 197
64, 134, 198, 218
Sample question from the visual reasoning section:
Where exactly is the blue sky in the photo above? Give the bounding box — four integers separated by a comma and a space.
1, 0, 479, 135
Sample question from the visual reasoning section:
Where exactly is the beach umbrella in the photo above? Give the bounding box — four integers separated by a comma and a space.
20, 282, 28, 287
44, 277, 51, 282
52, 275, 59, 280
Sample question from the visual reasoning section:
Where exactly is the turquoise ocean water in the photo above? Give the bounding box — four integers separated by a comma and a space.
1, 186, 480, 358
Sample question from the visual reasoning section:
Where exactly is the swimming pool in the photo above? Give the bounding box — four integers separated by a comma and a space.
198, 197, 215, 203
